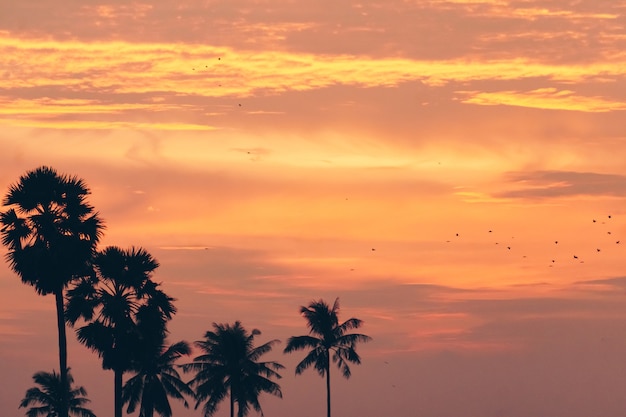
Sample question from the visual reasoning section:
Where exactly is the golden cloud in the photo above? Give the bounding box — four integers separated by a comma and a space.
1, 31, 624, 130
458, 88, 626, 112
2, 33, 624, 95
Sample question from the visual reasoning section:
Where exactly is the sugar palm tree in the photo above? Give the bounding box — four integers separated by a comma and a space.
1, 166, 103, 417
122, 338, 195, 417
283, 298, 372, 417
66, 246, 176, 417
19, 369, 96, 417
183, 321, 284, 417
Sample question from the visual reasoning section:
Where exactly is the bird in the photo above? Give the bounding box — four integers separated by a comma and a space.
597, 248, 601, 252
574, 255, 578, 259
608, 215, 612, 219
555, 241, 558, 244
593, 219, 597, 223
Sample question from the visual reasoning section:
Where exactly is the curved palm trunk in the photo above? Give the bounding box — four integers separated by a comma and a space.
55, 289, 69, 417
326, 359, 331, 417
115, 369, 123, 417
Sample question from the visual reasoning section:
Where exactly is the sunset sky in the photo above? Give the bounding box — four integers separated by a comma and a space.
2, 1, 626, 416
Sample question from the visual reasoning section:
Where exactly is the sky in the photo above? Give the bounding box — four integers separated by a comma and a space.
1, 0, 626, 416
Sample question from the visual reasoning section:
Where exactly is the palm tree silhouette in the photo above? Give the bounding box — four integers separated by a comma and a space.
122, 339, 195, 417
66, 246, 176, 417
183, 321, 284, 417
19, 368, 96, 417
1, 166, 103, 417
283, 298, 372, 417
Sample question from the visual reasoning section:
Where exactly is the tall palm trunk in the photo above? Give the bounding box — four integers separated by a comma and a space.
230, 384, 235, 417
326, 359, 331, 417
115, 369, 123, 417
55, 288, 69, 417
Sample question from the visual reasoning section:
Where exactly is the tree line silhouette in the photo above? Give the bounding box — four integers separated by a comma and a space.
1, 166, 371, 417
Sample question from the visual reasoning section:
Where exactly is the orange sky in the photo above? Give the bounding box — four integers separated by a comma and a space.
2, 1, 626, 416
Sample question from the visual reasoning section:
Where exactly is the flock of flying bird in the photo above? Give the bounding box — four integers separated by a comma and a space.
443, 214, 621, 267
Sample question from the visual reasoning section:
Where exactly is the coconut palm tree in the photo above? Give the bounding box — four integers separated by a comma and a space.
122, 338, 195, 417
19, 369, 96, 417
283, 298, 372, 417
1, 166, 103, 417
66, 246, 176, 417
183, 321, 284, 417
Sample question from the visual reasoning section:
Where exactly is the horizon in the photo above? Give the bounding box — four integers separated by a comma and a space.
2, 1, 626, 416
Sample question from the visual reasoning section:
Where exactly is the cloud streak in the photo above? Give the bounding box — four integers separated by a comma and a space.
498, 170, 626, 198
2, 32, 626, 129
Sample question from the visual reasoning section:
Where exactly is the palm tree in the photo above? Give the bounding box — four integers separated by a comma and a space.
1, 166, 103, 417
183, 321, 284, 417
19, 369, 96, 417
122, 339, 195, 417
66, 246, 176, 417
283, 298, 372, 417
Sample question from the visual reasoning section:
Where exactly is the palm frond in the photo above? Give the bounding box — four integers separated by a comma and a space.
122, 373, 145, 413
294, 348, 326, 376
336, 332, 372, 346
283, 335, 321, 353
248, 338, 280, 361
337, 317, 364, 333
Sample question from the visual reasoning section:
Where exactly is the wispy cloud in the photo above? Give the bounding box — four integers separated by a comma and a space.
497, 170, 626, 198
458, 88, 626, 112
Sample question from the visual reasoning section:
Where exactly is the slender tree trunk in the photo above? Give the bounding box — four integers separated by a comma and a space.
230, 384, 235, 417
326, 360, 331, 417
55, 289, 69, 417
115, 369, 123, 417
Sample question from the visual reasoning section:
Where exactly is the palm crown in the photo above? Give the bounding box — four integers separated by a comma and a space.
184, 321, 284, 417
122, 340, 194, 417
19, 369, 96, 417
1, 166, 102, 294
